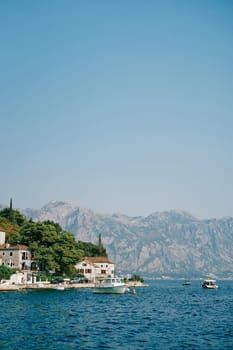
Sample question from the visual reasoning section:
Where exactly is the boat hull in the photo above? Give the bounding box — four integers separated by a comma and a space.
94, 285, 128, 294
201, 279, 218, 289
183, 281, 191, 286
53, 286, 65, 291
202, 284, 218, 289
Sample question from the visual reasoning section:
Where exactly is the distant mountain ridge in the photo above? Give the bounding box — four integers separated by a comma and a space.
19, 201, 233, 279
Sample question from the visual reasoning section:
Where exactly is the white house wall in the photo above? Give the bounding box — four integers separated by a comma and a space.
75, 260, 115, 282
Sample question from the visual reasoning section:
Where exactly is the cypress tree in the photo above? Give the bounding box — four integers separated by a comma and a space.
10, 198, 13, 211
98, 233, 102, 247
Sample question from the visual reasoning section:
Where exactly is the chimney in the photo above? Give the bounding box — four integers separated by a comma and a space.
0, 231, 6, 245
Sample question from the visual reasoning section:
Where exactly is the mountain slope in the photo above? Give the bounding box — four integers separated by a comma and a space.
23, 202, 233, 278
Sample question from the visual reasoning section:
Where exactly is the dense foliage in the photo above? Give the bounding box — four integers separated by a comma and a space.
0, 205, 107, 277
0, 206, 26, 227
0, 216, 20, 238
0, 266, 15, 280
128, 274, 144, 283
76, 240, 107, 257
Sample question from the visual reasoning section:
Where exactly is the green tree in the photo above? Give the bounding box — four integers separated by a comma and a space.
53, 232, 84, 275
0, 216, 20, 239
1, 206, 108, 277
7, 231, 21, 245
76, 240, 107, 257
129, 274, 144, 283
34, 246, 60, 273
43, 220, 63, 234
18, 222, 85, 275
0, 208, 26, 226
0, 266, 15, 280
19, 222, 58, 247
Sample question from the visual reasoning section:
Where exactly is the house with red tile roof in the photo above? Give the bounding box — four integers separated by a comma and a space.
75, 256, 115, 282
0, 231, 32, 270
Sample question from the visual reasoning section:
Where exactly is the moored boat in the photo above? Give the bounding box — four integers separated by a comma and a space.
201, 279, 218, 289
94, 277, 129, 294
52, 283, 65, 291
182, 280, 191, 286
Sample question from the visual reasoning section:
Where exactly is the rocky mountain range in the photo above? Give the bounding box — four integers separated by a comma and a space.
21, 201, 233, 279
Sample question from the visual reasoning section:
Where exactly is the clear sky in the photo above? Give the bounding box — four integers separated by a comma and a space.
0, 0, 232, 219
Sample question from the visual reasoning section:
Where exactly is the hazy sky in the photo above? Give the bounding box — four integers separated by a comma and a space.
1, 0, 232, 219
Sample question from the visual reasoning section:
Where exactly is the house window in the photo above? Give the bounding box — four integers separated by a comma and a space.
22, 252, 28, 260
85, 269, 91, 273
101, 270, 106, 274
82, 263, 87, 267
10, 252, 13, 256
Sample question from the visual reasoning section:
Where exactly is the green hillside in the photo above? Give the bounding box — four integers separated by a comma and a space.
0, 200, 107, 277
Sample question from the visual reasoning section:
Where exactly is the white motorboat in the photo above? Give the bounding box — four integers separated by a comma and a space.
52, 283, 65, 291
201, 279, 218, 289
94, 277, 129, 294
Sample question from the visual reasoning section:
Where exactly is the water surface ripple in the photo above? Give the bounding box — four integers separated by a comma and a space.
0, 280, 233, 349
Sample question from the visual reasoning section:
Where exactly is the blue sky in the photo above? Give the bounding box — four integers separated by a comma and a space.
0, 0, 232, 219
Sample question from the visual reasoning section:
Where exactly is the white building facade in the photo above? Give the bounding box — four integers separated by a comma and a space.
75, 256, 115, 282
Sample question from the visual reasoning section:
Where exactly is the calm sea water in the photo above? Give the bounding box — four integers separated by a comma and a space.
0, 280, 233, 349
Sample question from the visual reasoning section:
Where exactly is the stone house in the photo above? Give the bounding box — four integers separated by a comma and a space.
75, 256, 115, 282
0, 231, 32, 270
0, 243, 32, 270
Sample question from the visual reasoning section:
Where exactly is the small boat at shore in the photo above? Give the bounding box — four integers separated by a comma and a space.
52, 283, 65, 291
201, 279, 218, 289
94, 277, 129, 294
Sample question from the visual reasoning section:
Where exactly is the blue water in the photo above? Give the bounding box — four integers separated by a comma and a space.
0, 280, 233, 349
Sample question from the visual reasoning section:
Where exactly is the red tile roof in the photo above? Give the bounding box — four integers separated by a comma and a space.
82, 256, 114, 264
0, 244, 30, 250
